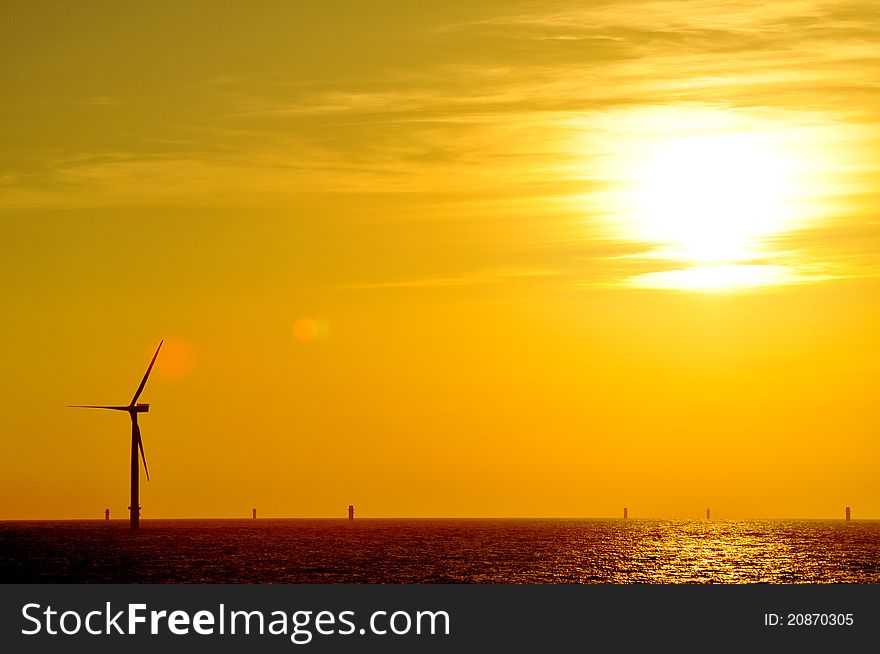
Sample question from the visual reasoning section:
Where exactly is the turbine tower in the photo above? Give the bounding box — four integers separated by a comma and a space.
70, 341, 163, 529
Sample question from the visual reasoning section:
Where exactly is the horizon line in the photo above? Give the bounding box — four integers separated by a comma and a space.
1, 515, 875, 522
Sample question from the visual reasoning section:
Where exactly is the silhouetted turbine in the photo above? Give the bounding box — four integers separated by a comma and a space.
70, 341, 163, 529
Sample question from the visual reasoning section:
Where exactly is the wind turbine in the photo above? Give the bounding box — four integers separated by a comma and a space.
70, 341, 163, 529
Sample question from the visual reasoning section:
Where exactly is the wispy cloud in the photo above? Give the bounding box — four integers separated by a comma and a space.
78, 96, 120, 107
341, 268, 560, 291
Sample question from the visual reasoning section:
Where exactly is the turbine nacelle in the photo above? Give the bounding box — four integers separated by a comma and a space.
133, 403, 150, 413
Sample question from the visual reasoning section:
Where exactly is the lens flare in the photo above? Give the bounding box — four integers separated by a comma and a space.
292, 318, 330, 343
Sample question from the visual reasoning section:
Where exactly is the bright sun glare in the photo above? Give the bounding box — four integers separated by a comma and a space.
630, 132, 795, 265
598, 108, 834, 291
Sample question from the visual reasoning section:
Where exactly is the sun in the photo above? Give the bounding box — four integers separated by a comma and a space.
592, 107, 829, 291
628, 131, 796, 265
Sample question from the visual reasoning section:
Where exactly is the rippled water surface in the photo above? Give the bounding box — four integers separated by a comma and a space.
1, 519, 878, 583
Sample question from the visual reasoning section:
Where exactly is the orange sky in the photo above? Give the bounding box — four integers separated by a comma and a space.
1, 1, 878, 519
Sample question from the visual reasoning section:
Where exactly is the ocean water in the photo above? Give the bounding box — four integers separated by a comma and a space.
1, 519, 878, 583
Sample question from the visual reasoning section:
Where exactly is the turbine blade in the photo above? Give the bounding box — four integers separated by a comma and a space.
68, 405, 129, 411
131, 340, 163, 406
133, 420, 150, 482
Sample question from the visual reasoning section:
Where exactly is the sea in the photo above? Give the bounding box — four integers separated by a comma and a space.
1, 519, 878, 583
